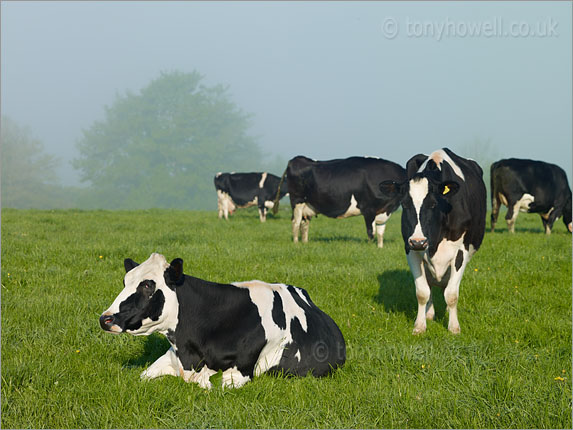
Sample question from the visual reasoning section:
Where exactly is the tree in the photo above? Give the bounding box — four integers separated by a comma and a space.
1, 116, 70, 209
73, 71, 264, 209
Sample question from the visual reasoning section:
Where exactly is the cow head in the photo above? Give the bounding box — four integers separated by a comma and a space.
99, 253, 183, 336
380, 153, 462, 255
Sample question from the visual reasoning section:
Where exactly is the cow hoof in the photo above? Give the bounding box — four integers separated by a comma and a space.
448, 325, 461, 335
412, 326, 426, 335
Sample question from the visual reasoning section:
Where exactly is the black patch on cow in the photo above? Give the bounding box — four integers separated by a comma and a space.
173, 276, 267, 378
271, 291, 287, 330
117, 285, 165, 332
455, 249, 464, 272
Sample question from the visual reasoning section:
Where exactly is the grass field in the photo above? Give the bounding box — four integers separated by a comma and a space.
1, 207, 571, 428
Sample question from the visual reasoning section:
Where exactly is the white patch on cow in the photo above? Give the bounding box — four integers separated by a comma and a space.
259, 172, 268, 188
216, 172, 222, 178
373, 212, 391, 248
364, 155, 381, 159
140, 347, 181, 380
232, 280, 308, 375
221, 366, 251, 388
507, 193, 535, 233
103, 253, 179, 337
517, 193, 535, 212
408, 178, 429, 242
338, 194, 361, 218
418, 149, 465, 181
295, 350, 301, 362
423, 234, 466, 282
264, 200, 275, 209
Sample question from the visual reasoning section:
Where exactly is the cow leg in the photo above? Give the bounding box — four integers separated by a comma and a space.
217, 191, 224, 219
407, 252, 431, 334
185, 366, 217, 389
363, 213, 375, 242
373, 212, 391, 248
505, 201, 518, 233
258, 207, 267, 223
491, 193, 501, 232
221, 366, 251, 388
443, 249, 470, 334
140, 347, 180, 380
301, 217, 310, 243
292, 204, 304, 243
541, 208, 557, 235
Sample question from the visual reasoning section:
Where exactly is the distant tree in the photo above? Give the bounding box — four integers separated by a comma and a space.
73, 71, 264, 209
1, 116, 72, 209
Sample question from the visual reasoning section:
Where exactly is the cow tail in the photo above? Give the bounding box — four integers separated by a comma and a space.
272, 167, 288, 215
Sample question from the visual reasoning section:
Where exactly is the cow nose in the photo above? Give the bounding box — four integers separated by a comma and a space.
409, 237, 428, 251
99, 314, 115, 331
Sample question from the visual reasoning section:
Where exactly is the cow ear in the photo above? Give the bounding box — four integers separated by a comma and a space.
165, 258, 184, 287
379, 180, 405, 197
438, 181, 460, 198
124, 258, 139, 273
406, 154, 428, 178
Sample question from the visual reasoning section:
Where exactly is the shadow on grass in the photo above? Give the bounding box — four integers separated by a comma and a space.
124, 333, 170, 369
313, 235, 366, 244
374, 270, 447, 323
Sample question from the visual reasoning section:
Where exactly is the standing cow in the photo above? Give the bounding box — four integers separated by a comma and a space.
214, 172, 288, 222
490, 158, 572, 234
276, 156, 407, 247
99, 253, 346, 389
379, 148, 486, 334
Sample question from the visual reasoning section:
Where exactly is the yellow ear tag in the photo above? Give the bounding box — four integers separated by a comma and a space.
443, 185, 450, 195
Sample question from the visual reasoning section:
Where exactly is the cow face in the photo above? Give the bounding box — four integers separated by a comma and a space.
99, 253, 181, 336
380, 175, 459, 253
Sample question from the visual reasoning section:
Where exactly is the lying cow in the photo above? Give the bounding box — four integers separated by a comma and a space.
380, 148, 486, 334
99, 253, 346, 389
490, 158, 572, 234
214, 172, 288, 222
276, 156, 407, 247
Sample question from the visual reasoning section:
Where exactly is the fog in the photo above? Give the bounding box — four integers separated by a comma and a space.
2, 1, 571, 187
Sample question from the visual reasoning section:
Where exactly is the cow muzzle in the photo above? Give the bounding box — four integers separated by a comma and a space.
408, 237, 429, 251
99, 313, 122, 333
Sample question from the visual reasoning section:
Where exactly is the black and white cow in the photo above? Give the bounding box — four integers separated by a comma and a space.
490, 158, 572, 234
99, 253, 346, 389
278, 156, 407, 247
214, 172, 288, 222
379, 148, 486, 334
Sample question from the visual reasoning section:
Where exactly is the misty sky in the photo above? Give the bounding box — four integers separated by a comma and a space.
2, 1, 571, 185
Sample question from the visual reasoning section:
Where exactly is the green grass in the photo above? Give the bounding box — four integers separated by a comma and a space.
1, 207, 571, 428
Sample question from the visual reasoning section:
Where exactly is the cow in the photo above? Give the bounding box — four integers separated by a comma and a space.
490, 158, 572, 235
379, 148, 486, 334
275, 156, 407, 248
214, 172, 288, 222
99, 253, 346, 389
